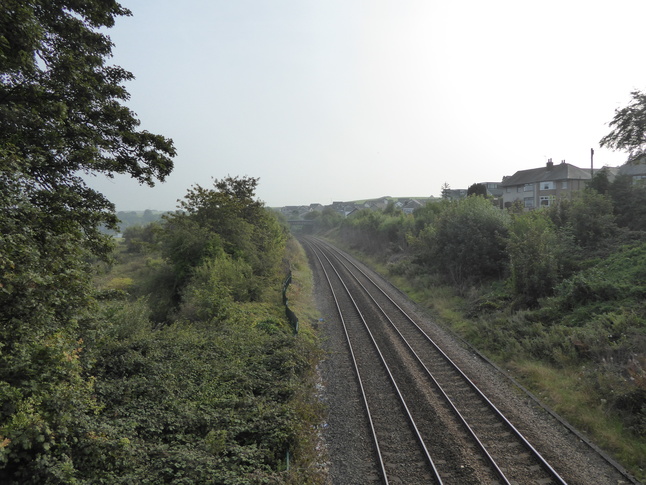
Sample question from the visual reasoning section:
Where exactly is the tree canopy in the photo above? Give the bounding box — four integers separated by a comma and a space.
467, 183, 487, 197
0, 2, 175, 479
154, 176, 288, 321
0, 0, 175, 332
600, 89, 646, 163
1, 0, 175, 246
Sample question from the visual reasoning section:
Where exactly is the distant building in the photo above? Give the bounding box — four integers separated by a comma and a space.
500, 159, 602, 209
401, 199, 423, 214
480, 182, 504, 198
618, 156, 646, 184
442, 188, 467, 201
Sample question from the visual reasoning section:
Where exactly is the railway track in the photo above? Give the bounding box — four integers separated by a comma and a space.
304, 236, 570, 484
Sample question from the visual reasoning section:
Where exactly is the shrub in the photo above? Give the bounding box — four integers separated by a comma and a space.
413, 196, 510, 285
507, 211, 570, 306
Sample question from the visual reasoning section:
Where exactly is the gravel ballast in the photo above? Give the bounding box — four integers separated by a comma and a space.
306, 242, 639, 485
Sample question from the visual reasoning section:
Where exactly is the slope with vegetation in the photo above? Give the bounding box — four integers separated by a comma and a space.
85, 176, 324, 484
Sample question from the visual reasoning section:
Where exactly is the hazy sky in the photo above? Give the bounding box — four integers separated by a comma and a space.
86, 0, 646, 210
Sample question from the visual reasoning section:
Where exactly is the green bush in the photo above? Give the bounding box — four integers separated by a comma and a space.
412, 196, 510, 284
507, 211, 570, 305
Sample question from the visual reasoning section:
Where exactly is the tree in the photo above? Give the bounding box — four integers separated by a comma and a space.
411, 197, 510, 285
600, 89, 646, 162
172, 176, 287, 278
467, 183, 487, 197
0, 2, 175, 479
1, 1, 175, 245
568, 191, 617, 248
441, 182, 451, 199
157, 177, 287, 319
0, 0, 175, 330
607, 174, 646, 231
588, 167, 613, 195
507, 211, 571, 306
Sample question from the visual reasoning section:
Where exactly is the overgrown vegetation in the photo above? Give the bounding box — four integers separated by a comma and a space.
328, 173, 646, 480
0, 2, 324, 481
2, 175, 325, 483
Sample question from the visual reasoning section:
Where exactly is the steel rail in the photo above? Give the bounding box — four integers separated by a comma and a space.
311, 236, 569, 485
305, 241, 388, 483
306, 239, 444, 485
314, 240, 512, 484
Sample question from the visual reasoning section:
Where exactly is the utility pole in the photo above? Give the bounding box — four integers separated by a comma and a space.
591, 148, 594, 178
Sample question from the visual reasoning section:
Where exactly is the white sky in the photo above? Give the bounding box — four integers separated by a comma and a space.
86, 0, 646, 210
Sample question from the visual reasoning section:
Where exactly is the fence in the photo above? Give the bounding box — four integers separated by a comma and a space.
282, 271, 299, 335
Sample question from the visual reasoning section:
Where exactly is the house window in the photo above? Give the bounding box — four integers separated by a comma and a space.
541, 181, 555, 190
524, 197, 534, 208
540, 196, 554, 206
506, 187, 511, 193
524, 184, 534, 192
562, 181, 568, 189
517, 186, 523, 192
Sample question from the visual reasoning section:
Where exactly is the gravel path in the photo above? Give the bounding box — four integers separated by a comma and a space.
306, 242, 639, 485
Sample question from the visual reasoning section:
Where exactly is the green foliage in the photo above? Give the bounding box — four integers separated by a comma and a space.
467, 183, 487, 197
545, 243, 646, 318
160, 216, 224, 284
339, 208, 412, 258
472, 243, 646, 445
547, 190, 617, 249
74, 256, 320, 483
409, 199, 447, 236
1, 233, 322, 483
0, 1, 175, 480
174, 258, 247, 323
588, 167, 613, 195
164, 176, 287, 279
507, 211, 572, 305
600, 89, 646, 162
607, 174, 646, 231
0, 331, 100, 483
568, 190, 618, 248
152, 177, 287, 322
0, 0, 175, 262
122, 222, 160, 253
410, 196, 510, 284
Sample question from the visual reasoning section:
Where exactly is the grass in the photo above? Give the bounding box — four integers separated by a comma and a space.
512, 359, 646, 478
280, 237, 326, 483
285, 237, 322, 335
93, 240, 159, 290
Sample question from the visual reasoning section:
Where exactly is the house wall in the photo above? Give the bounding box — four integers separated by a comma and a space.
502, 178, 587, 209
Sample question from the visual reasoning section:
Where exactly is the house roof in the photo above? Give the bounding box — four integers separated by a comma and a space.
402, 199, 423, 209
500, 162, 592, 187
618, 158, 646, 177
